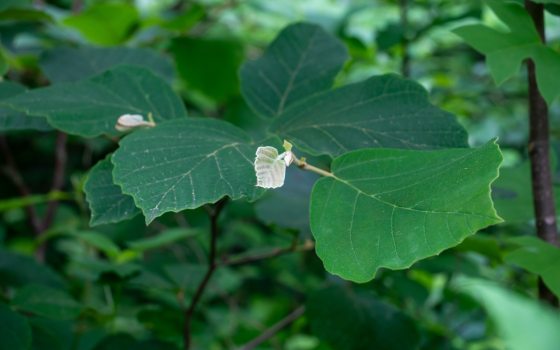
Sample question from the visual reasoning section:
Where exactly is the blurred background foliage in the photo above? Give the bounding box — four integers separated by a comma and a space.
1, 0, 560, 349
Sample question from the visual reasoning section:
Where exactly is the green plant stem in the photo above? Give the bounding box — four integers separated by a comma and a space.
220, 239, 315, 267
524, 0, 559, 307
238, 305, 306, 350
182, 199, 227, 350
293, 157, 333, 178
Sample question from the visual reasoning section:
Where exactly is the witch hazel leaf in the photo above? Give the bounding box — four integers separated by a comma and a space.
255, 146, 288, 189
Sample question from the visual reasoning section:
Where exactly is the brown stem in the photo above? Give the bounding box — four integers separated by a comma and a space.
400, 0, 410, 77
182, 199, 227, 349
221, 240, 315, 267
238, 306, 305, 350
0, 136, 42, 234
34, 132, 67, 261
525, 0, 559, 306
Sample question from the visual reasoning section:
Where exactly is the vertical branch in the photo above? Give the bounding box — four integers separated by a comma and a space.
399, 0, 410, 77
183, 199, 227, 349
524, 0, 559, 306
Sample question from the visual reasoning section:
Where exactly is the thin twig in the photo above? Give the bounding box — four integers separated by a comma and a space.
221, 240, 315, 267
0, 136, 42, 233
183, 199, 228, 349
524, 0, 559, 307
41, 132, 67, 230
237, 306, 306, 350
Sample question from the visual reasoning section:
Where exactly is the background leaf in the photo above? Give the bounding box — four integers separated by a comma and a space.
63, 2, 138, 46
112, 118, 262, 223
505, 236, 560, 298
454, 276, 560, 350
12, 284, 82, 320
307, 285, 420, 350
4, 66, 187, 137
0, 81, 51, 132
310, 141, 502, 282
0, 304, 31, 350
240, 22, 348, 118
270, 74, 468, 157
170, 37, 244, 102
40, 46, 175, 83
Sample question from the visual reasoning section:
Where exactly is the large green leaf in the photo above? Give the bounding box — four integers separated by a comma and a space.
3, 66, 187, 137
240, 22, 348, 118
112, 118, 262, 224
454, 276, 560, 350
307, 285, 420, 350
170, 37, 244, 102
505, 236, 560, 298
310, 141, 502, 282
270, 74, 468, 157
0, 81, 51, 132
40, 46, 174, 83
454, 0, 560, 105
84, 157, 141, 226
12, 284, 82, 320
0, 304, 31, 350
63, 2, 138, 46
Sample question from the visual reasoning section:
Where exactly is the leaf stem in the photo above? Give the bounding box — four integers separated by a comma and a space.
524, 0, 559, 306
182, 198, 227, 349
293, 156, 334, 178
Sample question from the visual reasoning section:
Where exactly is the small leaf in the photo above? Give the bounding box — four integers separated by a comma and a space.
254, 146, 287, 189
241, 22, 348, 118
310, 141, 503, 282
3, 66, 187, 137
40, 46, 175, 83
12, 284, 82, 320
112, 118, 262, 224
0, 304, 31, 350
0, 249, 64, 288
453, 276, 560, 350
307, 285, 420, 350
505, 236, 560, 298
270, 74, 468, 157
84, 157, 141, 226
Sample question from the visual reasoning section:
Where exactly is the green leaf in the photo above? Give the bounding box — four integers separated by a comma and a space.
69, 231, 121, 259
12, 284, 82, 320
0, 0, 31, 12
310, 141, 502, 282
453, 276, 560, 350
170, 37, 244, 102
3, 66, 187, 137
240, 22, 348, 118
126, 228, 201, 252
40, 46, 174, 83
307, 286, 420, 350
63, 2, 138, 46
0, 7, 53, 23
492, 160, 560, 224
0, 304, 31, 350
453, 0, 560, 105
504, 236, 560, 298
0, 81, 51, 132
84, 157, 141, 226
112, 118, 262, 224
270, 74, 468, 157
0, 249, 64, 288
